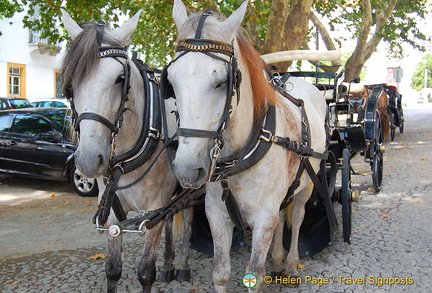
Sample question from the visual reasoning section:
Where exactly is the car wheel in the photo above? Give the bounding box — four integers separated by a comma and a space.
69, 165, 98, 197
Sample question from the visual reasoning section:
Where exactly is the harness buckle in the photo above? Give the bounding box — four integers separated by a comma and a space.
110, 132, 117, 159
221, 178, 230, 191
94, 216, 109, 234
208, 141, 222, 180
259, 128, 273, 142
148, 127, 161, 140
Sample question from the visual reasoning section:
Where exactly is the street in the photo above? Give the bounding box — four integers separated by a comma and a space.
1, 105, 432, 292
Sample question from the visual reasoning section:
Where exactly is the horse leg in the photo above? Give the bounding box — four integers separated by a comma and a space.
206, 184, 233, 293
382, 112, 390, 141
158, 218, 175, 282
286, 184, 313, 279
137, 221, 164, 293
176, 206, 193, 281
271, 209, 286, 276
247, 211, 279, 292
105, 234, 123, 293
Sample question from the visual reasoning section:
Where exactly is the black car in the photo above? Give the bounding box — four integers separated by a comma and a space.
0, 108, 98, 196
0, 97, 33, 110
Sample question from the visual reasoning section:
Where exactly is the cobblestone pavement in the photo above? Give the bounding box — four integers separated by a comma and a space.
1, 106, 431, 293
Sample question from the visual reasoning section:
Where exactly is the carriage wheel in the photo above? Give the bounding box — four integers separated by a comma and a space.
372, 112, 384, 192
341, 148, 352, 244
390, 112, 396, 141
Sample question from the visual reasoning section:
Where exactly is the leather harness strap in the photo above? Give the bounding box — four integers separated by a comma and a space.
195, 11, 212, 39
89, 53, 164, 226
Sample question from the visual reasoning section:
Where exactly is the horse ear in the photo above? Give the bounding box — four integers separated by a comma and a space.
61, 8, 83, 39
112, 9, 142, 46
173, 0, 189, 31
223, 0, 248, 34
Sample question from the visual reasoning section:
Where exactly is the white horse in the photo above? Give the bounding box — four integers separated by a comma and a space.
164, 0, 327, 291
61, 10, 193, 293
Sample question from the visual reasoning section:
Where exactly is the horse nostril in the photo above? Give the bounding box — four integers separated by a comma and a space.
172, 161, 209, 189
195, 167, 207, 182
97, 154, 105, 167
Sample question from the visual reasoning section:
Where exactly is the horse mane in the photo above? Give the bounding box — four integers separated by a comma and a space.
62, 23, 123, 89
236, 33, 280, 120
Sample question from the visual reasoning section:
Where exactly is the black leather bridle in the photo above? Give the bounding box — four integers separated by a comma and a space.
66, 47, 131, 148
161, 11, 242, 178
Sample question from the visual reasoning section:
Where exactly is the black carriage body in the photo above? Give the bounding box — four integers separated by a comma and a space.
278, 66, 385, 256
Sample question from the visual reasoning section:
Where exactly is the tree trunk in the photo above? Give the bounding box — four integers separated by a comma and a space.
262, 0, 291, 54
344, 0, 397, 81
261, 0, 313, 71
309, 11, 341, 71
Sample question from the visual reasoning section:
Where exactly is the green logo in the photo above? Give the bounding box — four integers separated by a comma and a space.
243, 273, 257, 288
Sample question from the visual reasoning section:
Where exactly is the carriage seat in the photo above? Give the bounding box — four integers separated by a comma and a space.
343, 82, 365, 94
315, 84, 348, 101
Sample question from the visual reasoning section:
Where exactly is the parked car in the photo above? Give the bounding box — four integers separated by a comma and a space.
0, 107, 98, 196
31, 98, 71, 108
0, 97, 33, 110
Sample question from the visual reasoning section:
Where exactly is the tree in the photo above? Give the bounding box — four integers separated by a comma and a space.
0, 0, 22, 19
313, 0, 429, 81
8, 0, 430, 75
411, 54, 432, 91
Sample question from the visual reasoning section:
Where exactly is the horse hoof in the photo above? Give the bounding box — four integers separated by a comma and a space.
158, 269, 175, 283
175, 269, 191, 282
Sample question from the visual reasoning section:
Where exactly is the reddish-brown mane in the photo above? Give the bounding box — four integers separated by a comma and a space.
237, 33, 280, 120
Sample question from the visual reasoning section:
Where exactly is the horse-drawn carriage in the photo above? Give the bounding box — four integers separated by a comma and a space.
260, 50, 386, 256
385, 85, 405, 141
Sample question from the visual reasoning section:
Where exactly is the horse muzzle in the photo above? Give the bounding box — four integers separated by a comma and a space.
75, 147, 109, 178
172, 159, 209, 189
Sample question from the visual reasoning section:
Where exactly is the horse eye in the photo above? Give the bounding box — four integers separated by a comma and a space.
115, 75, 125, 85
215, 80, 227, 89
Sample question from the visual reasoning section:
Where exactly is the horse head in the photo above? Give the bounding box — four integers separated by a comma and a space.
61, 9, 142, 178
166, 0, 249, 189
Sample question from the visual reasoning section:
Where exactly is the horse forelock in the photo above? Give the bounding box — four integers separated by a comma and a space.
62, 23, 123, 90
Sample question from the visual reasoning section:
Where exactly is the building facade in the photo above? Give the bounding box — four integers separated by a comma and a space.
0, 9, 64, 101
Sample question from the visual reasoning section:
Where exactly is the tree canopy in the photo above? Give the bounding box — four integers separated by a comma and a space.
411, 54, 432, 91
5, 0, 431, 80
0, 0, 23, 19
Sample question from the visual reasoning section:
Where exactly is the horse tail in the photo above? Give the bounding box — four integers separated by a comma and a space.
173, 211, 184, 238
379, 91, 390, 141
284, 201, 295, 228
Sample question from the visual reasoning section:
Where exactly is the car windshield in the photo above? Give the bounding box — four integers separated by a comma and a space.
10, 99, 32, 108
41, 109, 75, 141
32, 100, 70, 108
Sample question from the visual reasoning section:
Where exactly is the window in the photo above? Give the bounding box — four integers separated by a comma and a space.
0, 115, 13, 132
0, 100, 8, 110
54, 70, 63, 97
7, 63, 26, 98
10, 67, 20, 95
12, 115, 52, 136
